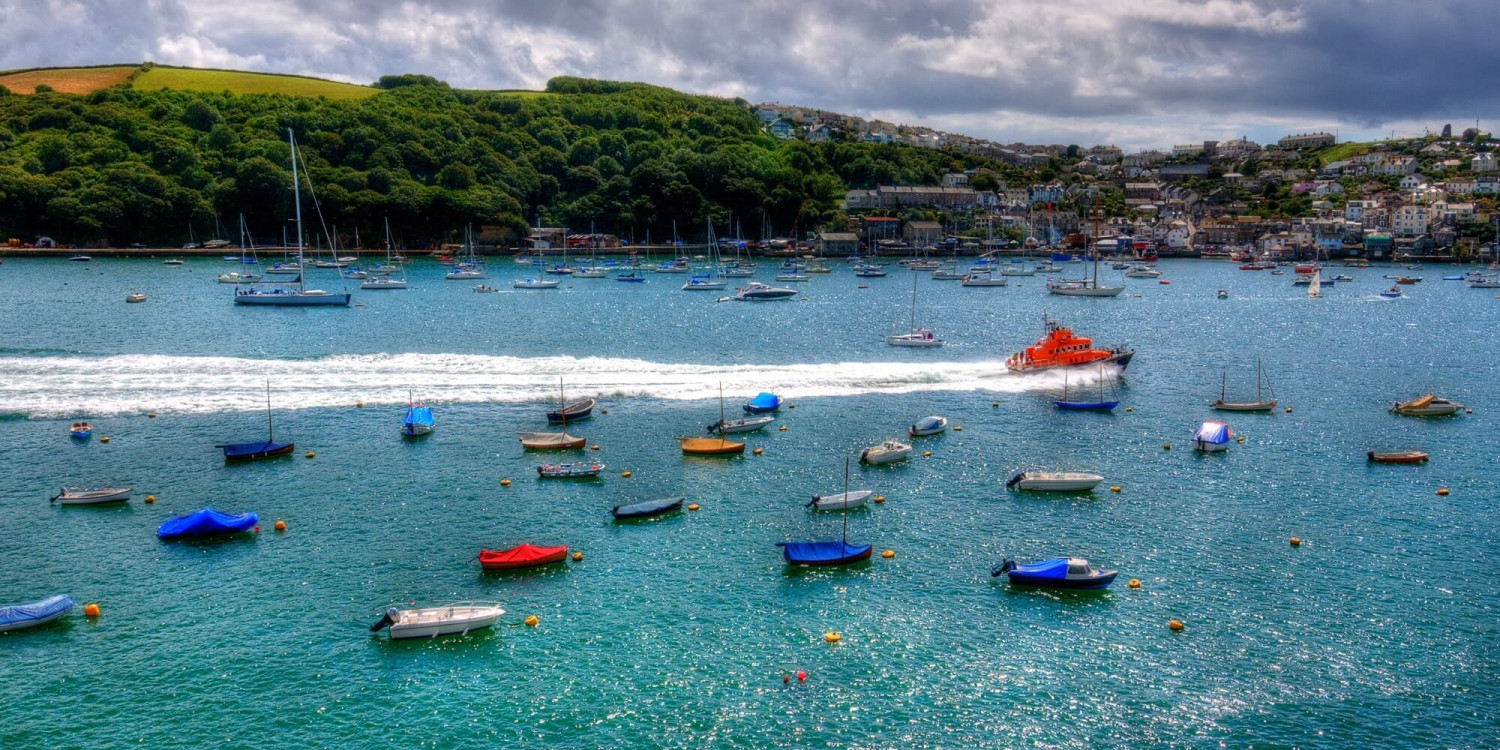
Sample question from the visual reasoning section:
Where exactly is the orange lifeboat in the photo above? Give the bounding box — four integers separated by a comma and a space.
1006, 316, 1134, 373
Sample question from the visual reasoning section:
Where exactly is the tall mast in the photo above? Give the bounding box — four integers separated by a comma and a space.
841, 456, 850, 546
265, 380, 273, 441
1256, 358, 1262, 402
558, 377, 566, 430
288, 128, 304, 293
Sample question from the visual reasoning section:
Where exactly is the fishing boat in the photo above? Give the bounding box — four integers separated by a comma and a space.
546, 398, 595, 424
370, 602, 504, 640
400, 393, 434, 437
512, 277, 560, 289
779, 458, 872, 566
234, 130, 351, 306
732, 282, 797, 301
0, 595, 75, 633
1193, 420, 1233, 452
157, 508, 258, 539
1005, 471, 1104, 492
217, 382, 295, 460
537, 461, 605, 478
807, 489, 872, 511
1379, 286, 1403, 298
1006, 315, 1134, 373
708, 414, 775, 434
50, 486, 130, 505
612, 497, 684, 520
1054, 367, 1119, 411
1368, 450, 1429, 464
991, 558, 1116, 589
909, 415, 948, 436
860, 440, 911, 465
69, 421, 92, 439
361, 219, 409, 289
1210, 359, 1277, 412
743, 392, 782, 414
479, 544, 568, 570
519, 379, 586, 449
1389, 395, 1465, 416
888, 272, 944, 347
961, 270, 1007, 287
682, 384, 747, 454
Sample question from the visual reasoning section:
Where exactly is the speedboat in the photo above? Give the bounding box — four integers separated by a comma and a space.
1379, 286, 1402, 298
0, 595, 75, 633
612, 497, 684, 520
806, 490, 873, 511
909, 415, 948, 436
537, 461, 604, 478
512, 278, 560, 289
1005, 471, 1104, 492
370, 601, 505, 639
1193, 420, 1232, 452
708, 415, 775, 434
732, 282, 797, 301
743, 392, 782, 414
1368, 450, 1429, 464
479, 544, 568, 570
68, 254, 92, 262
216, 272, 262, 284
887, 328, 943, 347
1123, 265, 1162, 278
1006, 316, 1133, 373
992, 558, 1117, 589
157, 508, 258, 539
961, 270, 1007, 287
69, 421, 92, 439
859, 440, 911, 465
1389, 395, 1464, 416
50, 486, 131, 505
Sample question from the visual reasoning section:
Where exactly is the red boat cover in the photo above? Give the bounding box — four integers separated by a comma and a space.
479, 544, 568, 569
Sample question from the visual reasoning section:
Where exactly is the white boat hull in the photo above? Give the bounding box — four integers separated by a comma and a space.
55, 487, 131, 504
711, 416, 775, 434
887, 335, 943, 347
860, 443, 912, 464
1010, 473, 1104, 491
362, 279, 407, 290
962, 278, 1008, 287
1194, 440, 1230, 452
1210, 401, 1276, 412
1048, 285, 1124, 297
810, 490, 872, 510
386, 604, 504, 639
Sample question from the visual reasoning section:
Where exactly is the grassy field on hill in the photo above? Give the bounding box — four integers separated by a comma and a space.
0, 65, 137, 94
132, 66, 378, 99
1314, 141, 1369, 166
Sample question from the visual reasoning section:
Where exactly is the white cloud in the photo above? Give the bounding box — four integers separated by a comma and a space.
154, 34, 268, 70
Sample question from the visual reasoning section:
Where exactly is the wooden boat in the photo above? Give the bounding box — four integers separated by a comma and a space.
0, 595, 75, 633
370, 601, 504, 639
992, 558, 1116, 589
479, 544, 567, 570
520, 378, 586, 448
69, 421, 92, 440
806, 490, 872, 511
860, 440, 911, 464
1006, 471, 1104, 492
546, 398, 595, 424
1390, 395, 1464, 416
1368, 450, 1429, 464
612, 497, 684, 520
50, 486, 131, 505
537, 461, 604, 478
677, 436, 745, 455
1210, 359, 1277, 412
908, 415, 948, 436
218, 382, 294, 459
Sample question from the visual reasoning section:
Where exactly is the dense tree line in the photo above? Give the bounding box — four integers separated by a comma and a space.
0, 75, 1017, 247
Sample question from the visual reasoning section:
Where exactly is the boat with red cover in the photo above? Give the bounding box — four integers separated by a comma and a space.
479, 543, 568, 570
1006, 315, 1133, 373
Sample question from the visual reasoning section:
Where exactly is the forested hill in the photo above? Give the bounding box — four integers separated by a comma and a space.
0, 69, 1018, 247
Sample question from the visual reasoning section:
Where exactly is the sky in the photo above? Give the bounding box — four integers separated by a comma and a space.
3, 0, 1498, 151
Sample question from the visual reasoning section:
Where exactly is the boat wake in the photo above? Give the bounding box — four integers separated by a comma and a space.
0, 352, 1107, 418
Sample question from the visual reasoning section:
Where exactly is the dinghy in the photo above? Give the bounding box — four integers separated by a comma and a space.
1006, 472, 1104, 492
743, 392, 783, 414
369, 601, 505, 639
677, 436, 745, 455
520, 378, 586, 448
157, 508, 258, 539
859, 440, 911, 464
1368, 450, 1429, 464
806, 490, 872, 511
1193, 420, 1233, 452
908, 415, 948, 436
218, 382, 294, 459
1209, 359, 1278, 412
612, 497, 684, 520
0, 595, 75, 632
546, 398, 595, 424
537, 461, 605, 478
50, 486, 130, 505
479, 544, 568, 570
69, 421, 92, 440
991, 558, 1117, 589
708, 415, 775, 434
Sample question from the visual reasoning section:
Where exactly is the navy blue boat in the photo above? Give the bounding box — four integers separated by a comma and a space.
546, 398, 595, 424
219, 382, 293, 460
157, 508, 258, 539
612, 496, 684, 520
743, 392, 783, 414
778, 541, 872, 566
991, 557, 1117, 589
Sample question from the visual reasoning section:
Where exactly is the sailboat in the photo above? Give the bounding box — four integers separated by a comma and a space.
1209, 359, 1278, 412
1308, 268, 1322, 298
362, 218, 409, 289
1054, 365, 1119, 410
1047, 213, 1123, 297
683, 220, 728, 290
574, 222, 609, 277
778, 457, 873, 566
518, 379, 586, 449
216, 382, 296, 460
234, 131, 351, 306
446, 226, 487, 280
217, 215, 263, 284
678, 384, 746, 454
887, 272, 943, 347
400, 391, 434, 436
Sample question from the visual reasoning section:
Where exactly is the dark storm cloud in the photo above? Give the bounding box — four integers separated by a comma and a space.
2, 0, 1497, 147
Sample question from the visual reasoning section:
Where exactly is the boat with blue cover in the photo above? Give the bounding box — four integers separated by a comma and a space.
743, 392, 782, 414
157, 508, 258, 539
218, 382, 294, 460
1054, 366, 1118, 411
401, 393, 434, 437
69, 421, 92, 440
612, 496, 685, 519
1193, 420, 1233, 451
779, 457, 871, 566
991, 557, 1117, 589
909, 415, 948, 436
0, 595, 75, 632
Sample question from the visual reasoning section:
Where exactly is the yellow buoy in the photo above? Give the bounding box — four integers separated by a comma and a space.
500, 478, 511, 487
99, 436, 110, 443
525, 615, 539, 627
572, 551, 583, 561
148, 412, 157, 418
274, 519, 287, 532
601, 409, 608, 414
1285, 407, 1292, 413
1128, 578, 1140, 588
1436, 487, 1449, 496
144, 494, 156, 503
1125, 407, 1133, 412
991, 402, 999, 408
922, 450, 931, 458
1235, 436, 1245, 443
304, 451, 315, 459
953, 425, 962, 431
824, 631, 841, 643
621, 470, 632, 478
873, 495, 885, 503
1290, 536, 1301, 547
1110, 485, 1122, 493
356, 401, 364, 408
1162, 443, 1171, 450
590, 444, 600, 450
881, 549, 894, 559
1465, 408, 1473, 414
1169, 619, 1184, 632
84, 603, 100, 617
687, 503, 699, 511
779, 425, 787, 431
752, 447, 763, 455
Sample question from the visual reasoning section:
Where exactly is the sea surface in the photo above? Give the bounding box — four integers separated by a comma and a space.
1, 256, 1496, 747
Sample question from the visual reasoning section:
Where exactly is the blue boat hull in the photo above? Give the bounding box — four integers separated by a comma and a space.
70, 430, 91, 440
234, 292, 351, 306
0, 594, 75, 632
612, 497, 684, 519
218, 441, 295, 460
778, 541, 872, 566
1055, 401, 1118, 411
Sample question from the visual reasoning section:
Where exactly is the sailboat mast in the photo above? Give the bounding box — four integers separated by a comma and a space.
841, 457, 850, 546
265, 380, 273, 442
1255, 358, 1262, 402
288, 128, 304, 293
558, 377, 566, 430
910, 271, 918, 329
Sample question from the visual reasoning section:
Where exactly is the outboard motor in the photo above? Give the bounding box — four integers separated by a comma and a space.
1005, 473, 1024, 488
991, 559, 1016, 577
369, 607, 398, 632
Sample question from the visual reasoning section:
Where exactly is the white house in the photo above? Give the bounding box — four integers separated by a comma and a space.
1472, 153, 1498, 172
1399, 175, 1424, 190
1313, 180, 1345, 196
1392, 205, 1431, 237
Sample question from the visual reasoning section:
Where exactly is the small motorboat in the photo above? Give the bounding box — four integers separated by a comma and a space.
806, 490, 872, 511
612, 497, 684, 520
1390, 395, 1464, 416
218, 440, 295, 460
860, 440, 912, 464
777, 541, 872, 566
708, 415, 775, 434
69, 421, 92, 440
512, 278, 560, 289
961, 271, 1008, 286
216, 272, 263, 284
157, 508, 258, 539
1006, 472, 1104, 492
50, 486, 131, 505
1216, 290, 1229, 299
732, 282, 798, 301
1332, 274, 1354, 282
1395, 276, 1421, 284
125, 293, 147, 303
1368, 450, 1429, 464
518, 431, 586, 450
1379, 286, 1402, 298
546, 398, 596, 424
370, 601, 505, 640
537, 461, 605, 478
0, 595, 75, 633
676, 436, 745, 455
163, 258, 184, 265
68, 254, 92, 262
742, 392, 783, 414
909, 415, 948, 436
682, 276, 727, 291
473, 284, 499, 293
991, 558, 1117, 589
1193, 420, 1232, 452
479, 544, 568, 570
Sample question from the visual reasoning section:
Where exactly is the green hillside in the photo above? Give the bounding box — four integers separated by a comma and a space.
132, 66, 378, 100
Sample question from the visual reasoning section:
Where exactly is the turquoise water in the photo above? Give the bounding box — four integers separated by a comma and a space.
1, 257, 1497, 746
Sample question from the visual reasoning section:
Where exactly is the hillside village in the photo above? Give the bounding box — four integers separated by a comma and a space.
754, 102, 1500, 260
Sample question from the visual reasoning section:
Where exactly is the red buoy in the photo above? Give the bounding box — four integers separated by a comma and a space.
797, 671, 806, 682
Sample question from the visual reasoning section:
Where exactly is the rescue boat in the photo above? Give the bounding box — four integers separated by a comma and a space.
1005, 316, 1134, 373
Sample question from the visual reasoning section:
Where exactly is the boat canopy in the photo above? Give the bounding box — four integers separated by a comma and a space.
613, 497, 684, 519
157, 508, 258, 539
746, 392, 781, 410
1010, 558, 1077, 579
777, 541, 871, 564
911, 416, 945, 433
1194, 421, 1232, 444
0, 595, 74, 628
1398, 394, 1435, 410
480, 544, 567, 568
402, 405, 434, 428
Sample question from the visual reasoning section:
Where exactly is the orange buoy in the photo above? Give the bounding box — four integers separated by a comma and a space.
572, 551, 583, 561
753, 447, 763, 455
1169, 619, 1184, 632
525, 615, 539, 627
1125, 407, 1133, 412
500, 478, 511, 487
99, 436, 110, 443
144, 494, 156, 503
881, 549, 894, 559
779, 425, 787, 431
621, 470, 632, 478
148, 412, 157, 418
590, 444, 600, 451
83, 603, 100, 617
1436, 487, 1449, 496
356, 401, 364, 408
273, 519, 286, 532
1290, 536, 1301, 546
687, 503, 699, 511
304, 451, 315, 459
873, 495, 885, 503
922, 450, 931, 457
1285, 406, 1292, 413
1128, 578, 1140, 588
824, 631, 841, 643
1162, 443, 1171, 450
1110, 485, 1122, 493
953, 425, 962, 431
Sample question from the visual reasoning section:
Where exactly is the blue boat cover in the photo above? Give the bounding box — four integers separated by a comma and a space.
1008, 558, 1071, 579
745, 392, 782, 412
402, 406, 434, 429
613, 497, 684, 518
158, 508, 258, 539
778, 541, 872, 564
1051, 251, 1073, 261
1056, 400, 1119, 410
220, 441, 292, 458
912, 416, 945, 433
1194, 421, 1231, 444
0, 595, 74, 627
